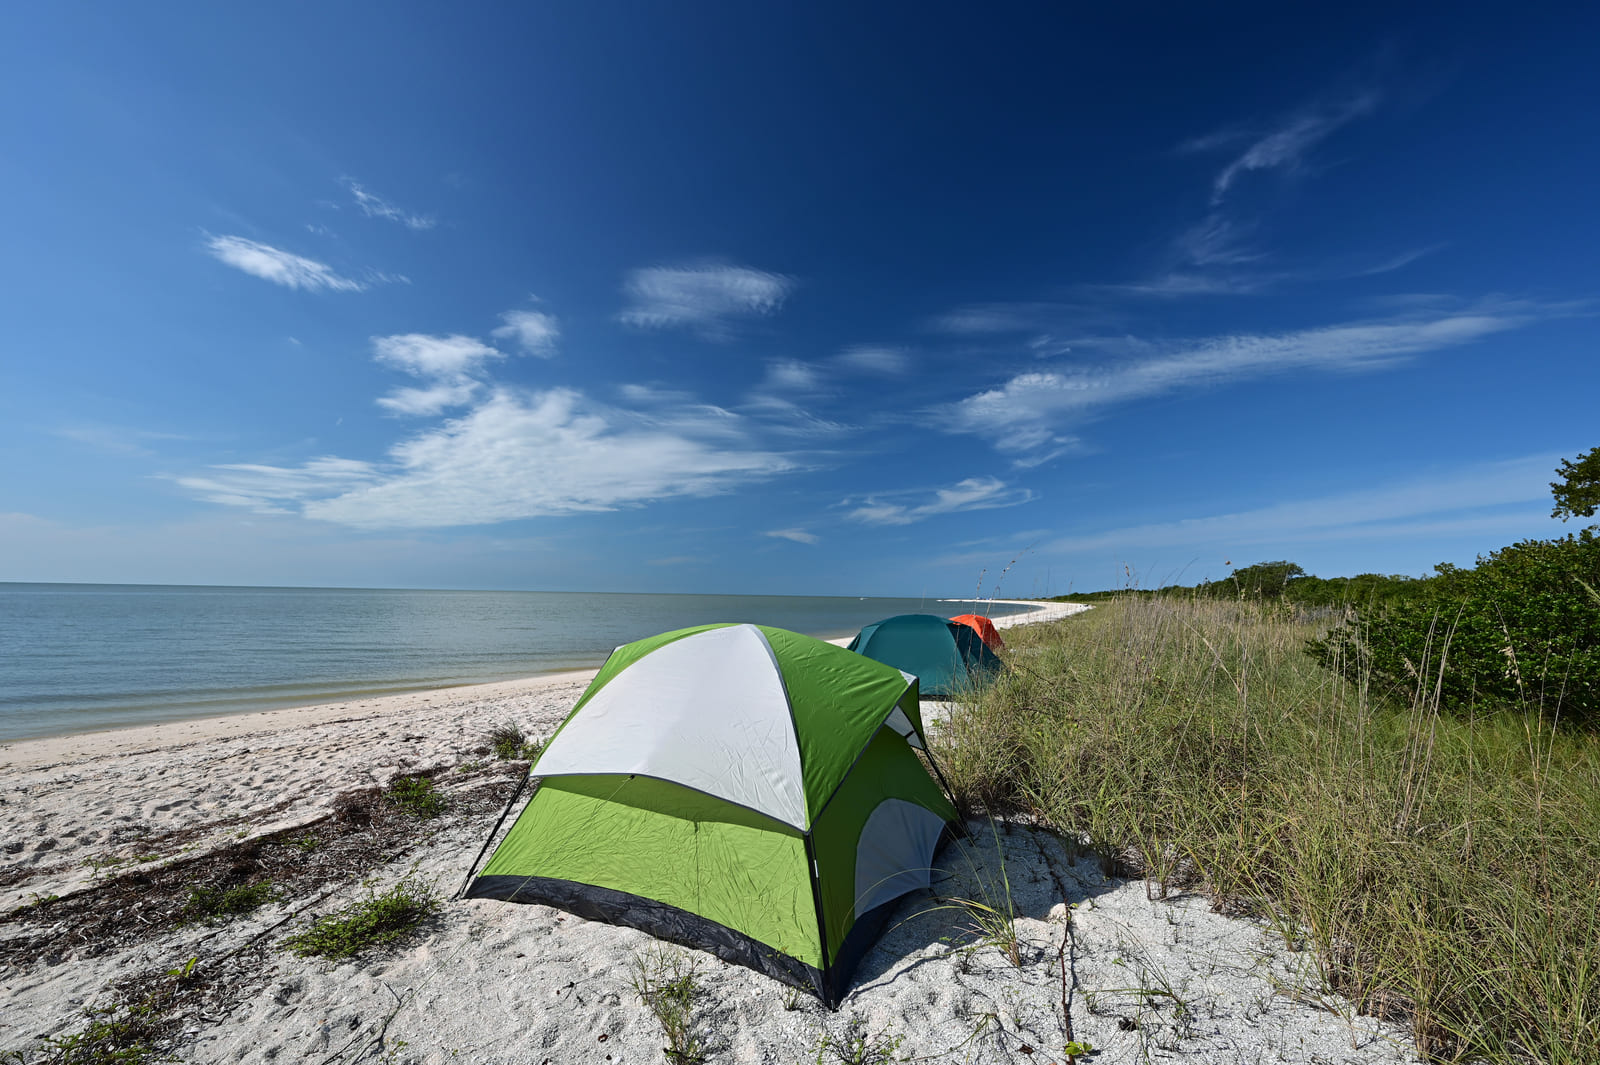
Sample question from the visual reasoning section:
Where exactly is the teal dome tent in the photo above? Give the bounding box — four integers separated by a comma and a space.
846, 614, 1004, 697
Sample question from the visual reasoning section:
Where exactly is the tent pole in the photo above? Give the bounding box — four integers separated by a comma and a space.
921, 749, 971, 839
801, 832, 837, 1008
454, 771, 531, 900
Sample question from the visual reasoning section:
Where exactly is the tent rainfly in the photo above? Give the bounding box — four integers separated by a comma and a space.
464, 623, 958, 1007
949, 613, 1006, 651
847, 614, 1004, 697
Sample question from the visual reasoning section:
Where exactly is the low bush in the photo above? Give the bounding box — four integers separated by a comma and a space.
178, 880, 275, 925
0, 1000, 168, 1064
385, 775, 445, 819
282, 877, 437, 960
487, 723, 544, 761
1310, 529, 1600, 725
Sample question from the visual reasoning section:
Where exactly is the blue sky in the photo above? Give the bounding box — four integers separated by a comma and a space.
2, 3, 1596, 596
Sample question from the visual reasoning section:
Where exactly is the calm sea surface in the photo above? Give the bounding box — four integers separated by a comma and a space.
0, 584, 1039, 742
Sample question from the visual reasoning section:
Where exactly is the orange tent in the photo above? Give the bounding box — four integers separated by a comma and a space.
949, 614, 1005, 651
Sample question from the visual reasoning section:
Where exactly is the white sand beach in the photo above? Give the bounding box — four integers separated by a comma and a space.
0, 601, 1417, 1063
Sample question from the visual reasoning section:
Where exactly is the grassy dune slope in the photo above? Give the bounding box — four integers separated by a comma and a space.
934, 598, 1600, 1064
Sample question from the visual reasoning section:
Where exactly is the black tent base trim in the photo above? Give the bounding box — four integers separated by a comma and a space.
467, 873, 829, 1003
466, 874, 910, 1009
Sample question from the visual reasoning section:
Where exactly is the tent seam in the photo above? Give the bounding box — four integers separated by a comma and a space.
532, 771, 808, 834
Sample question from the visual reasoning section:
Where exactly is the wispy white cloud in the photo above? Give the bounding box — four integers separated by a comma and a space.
182, 389, 796, 529
619, 263, 794, 338
1173, 213, 1265, 267
205, 235, 366, 292
1090, 242, 1441, 301
1089, 272, 1278, 298
372, 334, 502, 378
618, 383, 698, 406
765, 528, 820, 545
1070, 83, 1386, 299
927, 303, 1058, 335
371, 334, 505, 417
178, 292, 818, 528
376, 381, 484, 417
1187, 88, 1381, 205
1353, 245, 1446, 277
740, 360, 852, 437
344, 179, 435, 230
923, 302, 1127, 341
845, 477, 1034, 526
319, 389, 793, 527
740, 398, 852, 439
491, 309, 560, 355
762, 359, 821, 392
174, 457, 380, 515
948, 310, 1527, 457
836, 346, 909, 374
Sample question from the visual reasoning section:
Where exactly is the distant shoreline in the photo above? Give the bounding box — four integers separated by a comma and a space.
0, 598, 1084, 754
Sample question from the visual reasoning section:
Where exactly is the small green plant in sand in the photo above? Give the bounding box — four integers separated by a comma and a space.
631, 945, 710, 1064
487, 723, 544, 762
80, 853, 157, 879
282, 876, 438, 960
0, 999, 170, 1065
812, 1015, 906, 1065
912, 820, 1024, 968
1, 958, 201, 1065
385, 774, 445, 818
178, 879, 276, 925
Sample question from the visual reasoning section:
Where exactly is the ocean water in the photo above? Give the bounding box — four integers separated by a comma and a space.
0, 584, 1039, 742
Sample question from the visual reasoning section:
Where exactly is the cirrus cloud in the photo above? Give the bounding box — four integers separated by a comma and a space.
619, 262, 794, 338
765, 528, 820, 545
204, 235, 366, 292
845, 476, 1035, 526
948, 310, 1528, 461
344, 178, 435, 230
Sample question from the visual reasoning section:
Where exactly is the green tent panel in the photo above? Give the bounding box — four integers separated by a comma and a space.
846, 613, 1004, 697
466, 623, 958, 1006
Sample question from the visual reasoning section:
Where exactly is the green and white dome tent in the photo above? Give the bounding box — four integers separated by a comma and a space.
464, 623, 959, 1007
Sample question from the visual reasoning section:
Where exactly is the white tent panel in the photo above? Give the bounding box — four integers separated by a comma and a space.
883, 704, 924, 749
853, 797, 947, 917
532, 624, 809, 829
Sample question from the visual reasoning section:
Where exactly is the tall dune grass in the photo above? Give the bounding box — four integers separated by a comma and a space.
933, 597, 1600, 1064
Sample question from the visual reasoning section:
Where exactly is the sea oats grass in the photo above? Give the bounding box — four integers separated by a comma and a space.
933, 597, 1600, 1064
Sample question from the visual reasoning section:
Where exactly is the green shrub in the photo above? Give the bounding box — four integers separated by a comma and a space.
488, 723, 543, 761
0, 1001, 169, 1065
1310, 529, 1600, 724
385, 775, 445, 818
179, 880, 275, 924
282, 877, 437, 959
